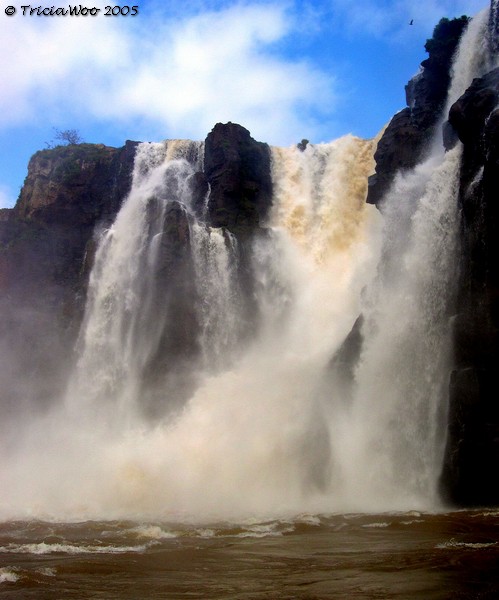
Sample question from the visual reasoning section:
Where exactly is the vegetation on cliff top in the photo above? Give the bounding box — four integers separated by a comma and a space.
423, 16, 470, 71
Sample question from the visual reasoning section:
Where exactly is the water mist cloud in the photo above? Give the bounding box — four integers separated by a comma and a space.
0, 2, 335, 144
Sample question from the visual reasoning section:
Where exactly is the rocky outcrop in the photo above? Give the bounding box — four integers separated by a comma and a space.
0, 141, 137, 408
367, 16, 469, 207
327, 315, 364, 400
366, 107, 432, 207
204, 122, 272, 232
440, 67, 499, 506
16, 141, 137, 224
448, 68, 499, 154
140, 200, 201, 418
201, 122, 274, 335
0, 141, 137, 316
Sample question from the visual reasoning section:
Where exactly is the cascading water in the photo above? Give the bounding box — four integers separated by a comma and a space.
190, 224, 242, 371
67, 140, 207, 422
0, 132, 380, 521
328, 8, 495, 512
0, 7, 495, 522
331, 7, 495, 511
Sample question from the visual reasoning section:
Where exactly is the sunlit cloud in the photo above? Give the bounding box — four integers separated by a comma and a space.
0, 2, 335, 145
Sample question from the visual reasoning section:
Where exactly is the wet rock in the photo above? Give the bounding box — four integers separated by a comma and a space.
204, 122, 272, 231
440, 66, 499, 506
0, 141, 137, 408
367, 16, 469, 207
441, 368, 499, 506
327, 315, 364, 401
140, 201, 201, 418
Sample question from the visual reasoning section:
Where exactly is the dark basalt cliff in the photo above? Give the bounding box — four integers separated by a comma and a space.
440, 66, 499, 505
0, 141, 137, 409
204, 122, 272, 231
204, 122, 274, 329
0, 142, 138, 311
367, 16, 469, 207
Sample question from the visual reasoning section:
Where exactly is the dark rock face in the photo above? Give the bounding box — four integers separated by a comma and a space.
187, 171, 209, 219
327, 315, 364, 401
440, 67, 499, 505
410, 16, 470, 128
16, 141, 137, 225
448, 68, 499, 154
204, 122, 272, 231
201, 122, 274, 338
140, 200, 201, 418
0, 141, 137, 409
366, 108, 433, 206
1, 141, 137, 312
367, 16, 469, 207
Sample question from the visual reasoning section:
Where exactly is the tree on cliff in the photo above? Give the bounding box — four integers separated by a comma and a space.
46, 128, 83, 148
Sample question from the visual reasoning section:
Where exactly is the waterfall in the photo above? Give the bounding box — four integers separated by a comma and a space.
190, 224, 242, 371
333, 146, 462, 510
331, 8, 493, 511
0, 8, 494, 522
268, 135, 379, 358
490, 0, 499, 53
446, 9, 496, 112
66, 140, 206, 422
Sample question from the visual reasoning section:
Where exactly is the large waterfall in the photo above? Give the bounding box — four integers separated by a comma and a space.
0, 9, 495, 522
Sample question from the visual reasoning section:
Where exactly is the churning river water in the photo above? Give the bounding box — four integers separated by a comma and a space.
1, 510, 499, 599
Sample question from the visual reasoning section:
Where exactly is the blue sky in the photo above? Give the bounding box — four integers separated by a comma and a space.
0, 0, 487, 208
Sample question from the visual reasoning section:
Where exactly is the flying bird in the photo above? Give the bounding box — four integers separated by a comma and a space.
409, 19, 413, 25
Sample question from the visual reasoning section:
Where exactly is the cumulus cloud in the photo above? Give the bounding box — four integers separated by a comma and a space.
0, 2, 335, 144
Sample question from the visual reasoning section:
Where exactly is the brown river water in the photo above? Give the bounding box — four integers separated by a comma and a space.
1, 510, 499, 599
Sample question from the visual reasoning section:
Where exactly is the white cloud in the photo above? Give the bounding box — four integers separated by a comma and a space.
0, 2, 335, 145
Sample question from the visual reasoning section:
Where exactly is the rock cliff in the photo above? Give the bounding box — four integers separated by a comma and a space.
0, 141, 137, 409
333, 14, 472, 414
440, 65, 499, 506
204, 122, 272, 231
367, 16, 469, 207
